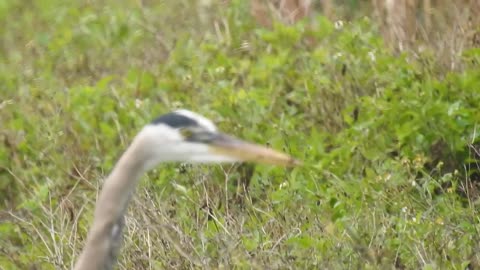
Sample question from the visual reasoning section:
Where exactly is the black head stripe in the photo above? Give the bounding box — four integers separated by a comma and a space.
151, 112, 200, 128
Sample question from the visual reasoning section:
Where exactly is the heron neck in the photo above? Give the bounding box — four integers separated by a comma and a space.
74, 134, 148, 270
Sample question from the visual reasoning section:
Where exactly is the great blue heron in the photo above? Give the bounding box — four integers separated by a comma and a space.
73, 110, 299, 270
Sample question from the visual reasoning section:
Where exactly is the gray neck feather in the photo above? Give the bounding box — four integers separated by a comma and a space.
74, 134, 148, 270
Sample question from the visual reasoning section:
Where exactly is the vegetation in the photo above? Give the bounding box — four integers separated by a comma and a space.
1, 1, 479, 269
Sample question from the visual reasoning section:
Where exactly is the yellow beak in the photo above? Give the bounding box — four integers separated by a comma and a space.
209, 133, 301, 167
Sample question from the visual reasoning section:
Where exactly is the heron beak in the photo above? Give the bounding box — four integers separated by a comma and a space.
209, 133, 301, 167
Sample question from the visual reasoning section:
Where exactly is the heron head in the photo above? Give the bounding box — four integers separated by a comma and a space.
136, 109, 300, 170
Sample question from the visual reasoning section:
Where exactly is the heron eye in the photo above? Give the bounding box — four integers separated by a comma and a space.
179, 127, 194, 139
180, 127, 216, 143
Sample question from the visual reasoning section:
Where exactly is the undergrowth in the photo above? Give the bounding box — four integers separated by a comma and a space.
1, 1, 479, 269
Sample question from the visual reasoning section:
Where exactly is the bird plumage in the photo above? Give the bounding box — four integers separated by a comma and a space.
73, 110, 298, 270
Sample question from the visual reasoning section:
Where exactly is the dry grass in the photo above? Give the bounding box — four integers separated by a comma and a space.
250, 0, 479, 70
372, 0, 480, 69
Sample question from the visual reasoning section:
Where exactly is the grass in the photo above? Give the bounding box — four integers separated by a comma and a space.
1, 1, 480, 269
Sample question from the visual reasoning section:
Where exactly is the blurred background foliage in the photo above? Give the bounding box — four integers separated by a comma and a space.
1, 0, 479, 269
